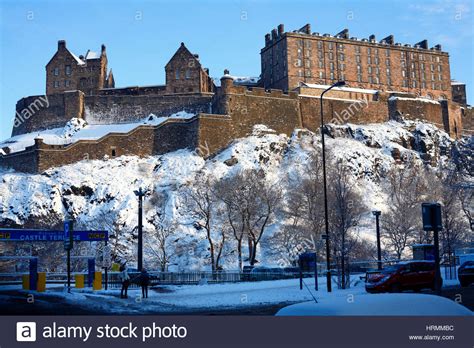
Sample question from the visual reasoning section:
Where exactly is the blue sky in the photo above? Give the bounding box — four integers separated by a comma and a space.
0, 0, 472, 141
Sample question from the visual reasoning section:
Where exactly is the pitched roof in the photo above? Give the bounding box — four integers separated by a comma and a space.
165, 42, 201, 69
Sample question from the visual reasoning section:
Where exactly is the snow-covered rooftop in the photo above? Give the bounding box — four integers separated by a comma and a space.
85, 50, 101, 60
0, 111, 195, 154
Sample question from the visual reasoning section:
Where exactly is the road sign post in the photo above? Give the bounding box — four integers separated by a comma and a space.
422, 203, 443, 295
64, 220, 74, 293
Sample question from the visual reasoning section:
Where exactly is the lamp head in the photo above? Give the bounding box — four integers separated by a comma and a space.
372, 210, 381, 216
334, 80, 346, 87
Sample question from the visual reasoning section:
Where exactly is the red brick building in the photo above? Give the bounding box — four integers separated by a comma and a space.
261, 24, 452, 101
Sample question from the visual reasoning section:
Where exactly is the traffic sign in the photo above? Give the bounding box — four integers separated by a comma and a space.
0, 229, 108, 242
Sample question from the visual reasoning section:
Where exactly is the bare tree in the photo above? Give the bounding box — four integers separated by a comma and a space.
185, 174, 226, 271
381, 164, 429, 259
328, 160, 364, 289
145, 190, 175, 272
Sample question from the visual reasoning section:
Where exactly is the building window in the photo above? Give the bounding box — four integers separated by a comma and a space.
54, 67, 59, 76
403, 80, 408, 87
298, 70, 303, 77
368, 76, 373, 83
357, 65, 362, 73
339, 53, 344, 61
438, 74, 442, 81
402, 70, 406, 77
437, 65, 442, 72
376, 67, 380, 75
385, 59, 390, 66
185, 69, 191, 79
412, 80, 417, 88
318, 50, 323, 58
386, 67, 391, 76
54, 81, 59, 88
329, 52, 334, 60
375, 56, 379, 65
387, 77, 392, 85
431, 73, 435, 80
368, 66, 372, 74
296, 59, 302, 67
367, 47, 371, 55
305, 59, 311, 68
432, 82, 436, 89
175, 69, 180, 79
319, 60, 324, 68
65, 80, 70, 87
357, 74, 362, 82
111, 148, 116, 157
401, 60, 406, 67
419, 54, 424, 60
319, 71, 324, 79
375, 76, 380, 84
436, 56, 440, 62
368, 56, 372, 64
385, 49, 390, 57
422, 81, 426, 88
430, 64, 434, 71
355, 46, 361, 53
330, 62, 334, 70
421, 63, 425, 70
356, 55, 361, 63
305, 70, 311, 77
317, 41, 323, 49
328, 42, 333, 50
65, 65, 71, 76
330, 72, 335, 80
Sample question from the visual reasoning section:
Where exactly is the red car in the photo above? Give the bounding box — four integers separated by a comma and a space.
365, 261, 441, 293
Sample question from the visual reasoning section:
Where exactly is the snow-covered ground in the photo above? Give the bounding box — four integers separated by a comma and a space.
276, 294, 472, 316
0, 273, 470, 315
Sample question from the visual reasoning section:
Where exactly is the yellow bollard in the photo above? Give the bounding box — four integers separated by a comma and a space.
22, 275, 29, 290
75, 274, 85, 289
93, 271, 102, 290
37, 272, 46, 292
111, 263, 120, 272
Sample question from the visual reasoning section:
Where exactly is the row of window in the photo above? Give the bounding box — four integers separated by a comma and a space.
53, 80, 71, 88
53, 65, 72, 76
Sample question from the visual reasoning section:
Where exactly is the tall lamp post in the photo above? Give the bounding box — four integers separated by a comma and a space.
372, 210, 382, 270
134, 187, 147, 271
320, 80, 345, 293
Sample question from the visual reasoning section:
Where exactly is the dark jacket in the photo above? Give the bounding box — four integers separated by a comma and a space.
140, 271, 150, 286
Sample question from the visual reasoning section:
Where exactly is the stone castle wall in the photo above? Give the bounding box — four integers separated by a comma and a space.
12, 91, 84, 137
2, 79, 466, 173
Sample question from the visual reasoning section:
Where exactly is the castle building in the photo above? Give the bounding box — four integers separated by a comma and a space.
46, 40, 115, 95
261, 24, 452, 101
1, 23, 470, 173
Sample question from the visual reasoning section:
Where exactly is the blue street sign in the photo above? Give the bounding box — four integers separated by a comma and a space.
0, 229, 108, 242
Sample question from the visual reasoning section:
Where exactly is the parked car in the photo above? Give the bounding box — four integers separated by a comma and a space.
365, 261, 441, 293
458, 261, 474, 287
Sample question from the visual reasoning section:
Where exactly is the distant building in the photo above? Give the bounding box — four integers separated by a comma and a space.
261, 24, 452, 101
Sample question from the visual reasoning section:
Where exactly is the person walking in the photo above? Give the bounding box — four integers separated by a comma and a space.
119, 264, 130, 299
140, 268, 150, 299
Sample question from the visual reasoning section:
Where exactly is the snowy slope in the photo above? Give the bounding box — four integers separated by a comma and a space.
0, 119, 459, 270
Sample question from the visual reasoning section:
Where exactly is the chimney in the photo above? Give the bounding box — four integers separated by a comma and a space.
265, 33, 271, 46
299, 23, 311, 34
277, 24, 285, 36
369, 34, 376, 42
58, 40, 66, 50
415, 40, 428, 49
434, 44, 442, 51
336, 29, 349, 39
271, 29, 278, 41
382, 35, 394, 45
101, 44, 106, 54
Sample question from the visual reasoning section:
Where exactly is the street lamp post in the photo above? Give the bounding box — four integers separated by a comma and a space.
372, 210, 382, 270
320, 80, 345, 293
134, 187, 147, 271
